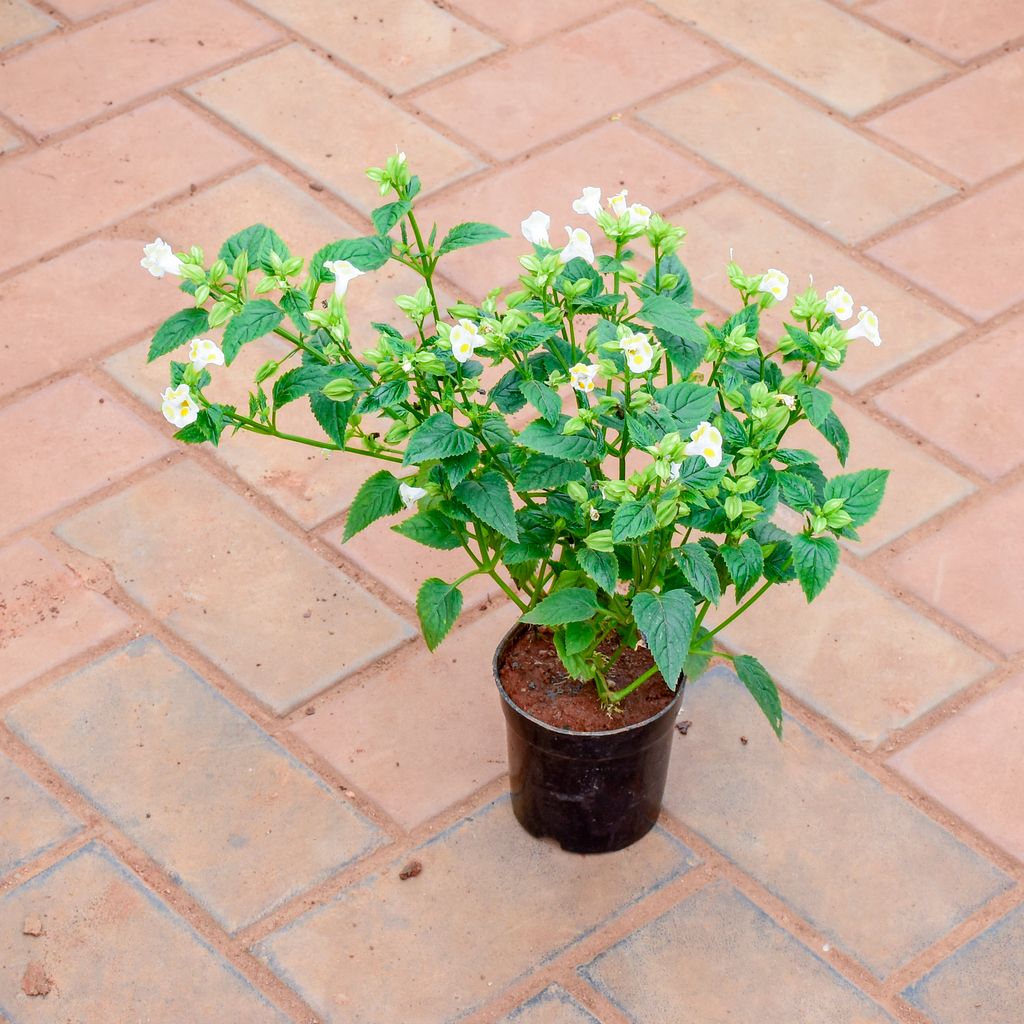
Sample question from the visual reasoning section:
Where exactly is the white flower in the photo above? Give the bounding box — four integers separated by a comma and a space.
778, 393, 796, 410
160, 384, 199, 428
399, 482, 428, 508
140, 238, 182, 278
825, 285, 854, 322
589, 506, 600, 521
572, 186, 602, 219
322, 259, 365, 297
559, 226, 595, 265
668, 461, 682, 483
684, 421, 723, 468
402, 358, 414, 373
621, 332, 655, 375
450, 321, 486, 363
521, 210, 550, 247
188, 337, 224, 371
846, 306, 882, 347
758, 268, 789, 302
627, 203, 652, 228
608, 190, 629, 218
569, 362, 599, 393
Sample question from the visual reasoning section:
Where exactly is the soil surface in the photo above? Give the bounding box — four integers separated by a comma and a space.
499, 626, 677, 732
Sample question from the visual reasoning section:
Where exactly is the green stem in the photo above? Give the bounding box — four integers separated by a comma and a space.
607, 662, 658, 704
703, 580, 773, 640
406, 209, 441, 325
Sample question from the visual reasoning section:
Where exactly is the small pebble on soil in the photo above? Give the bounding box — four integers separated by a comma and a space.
399, 860, 422, 881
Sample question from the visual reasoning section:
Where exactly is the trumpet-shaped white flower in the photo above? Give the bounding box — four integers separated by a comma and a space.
621, 332, 655, 375
572, 186, 602, 219
684, 421, 723, 468
608, 190, 629, 218
560, 226, 595, 265
140, 238, 182, 278
845, 306, 882, 347
758, 268, 789, 302
188, 337, 224, 371
450, 320, 486, 363
627, 203, 652, 228
399, 482, 428, 508
825, 285, 854, 322
521, 210, 550, 246
778, 393, 797, 410
322, 259, 365, 297
160, 384, 199, 428
569, 362, 599, 393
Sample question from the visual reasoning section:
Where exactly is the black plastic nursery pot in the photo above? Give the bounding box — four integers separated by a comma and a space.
493, 624, 685, 854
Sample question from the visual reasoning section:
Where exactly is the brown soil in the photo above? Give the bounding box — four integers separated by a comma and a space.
498, 626, 676, 733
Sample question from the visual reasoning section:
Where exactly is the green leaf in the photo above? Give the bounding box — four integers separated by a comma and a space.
310, 235, 391, 280
404, 412, 475, 465
673, 455, 729, 489
437, 221, 509, 256
455, 471, 519, 542
796, 383, 833, 429
675, 543, 721, 605
309, 391, 351, 447
612, 501, 657, 542
478, 412, 514, 449
778, 471, 818, 512
520, 588, 599, 626
173, 421, 207, 444
564, 620, 596, 657
654, 381, 717, 433
632, 589, 695, 692
222, 300, 284, 364
218, 224, 290, 274
724, 304, 759, 340
720, 538, 764, 600
516, 419, 602, 462
272, 365, 331, 408
791, 533, 839, 602
342, 471, 404, 542
371, 200, 411, 236
823, 469, 889, 527
514, 455, 586, 492
643, 254, 693, 305
638, 295, 705, 345
440, 449, 479, 487
520, 380, 562, 427
358, 379, 409, 414
685, 626, 714, 681
280, 289, 311, 333
813, 410, 850, 466
148, 308, 209, 361
734, 654, 783, 738
576, 547, 617, 595
417, 578, 463, 651
392, 511, 462, 550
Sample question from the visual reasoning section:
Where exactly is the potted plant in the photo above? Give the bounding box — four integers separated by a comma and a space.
142, 152, 887, 853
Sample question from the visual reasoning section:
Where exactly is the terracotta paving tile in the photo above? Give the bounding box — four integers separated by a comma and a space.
0, 122, 20, 154
46, 0, 124, 19
0, 0, 280, 138
677, 189, 963, 391
0, 239, 182, 398
583, 882, 895, 1023
418, 122, 715, 299
415, 9, 722, 161
884, 480, 1024, 656
662, 667, 1010, 977
290, 604, 519, 829
875, 313, 1024, 480
0, 98, 248, 275
868, 172, 1024, 322
902, 904, 1024, 1022
0, 0, 54, 50
868, 51, 1024, 184
890, 674, 1024, 862
0, 539, 130, 698
244, 0, 500, 93
447, 0, 613, 44
0, 843, 290, 1021
719, 565, 990, 748
866, 0, 1024, 63
5, 638, 383, 932
54, 462, 415, 714
654, 0, 942, 116
187, 45, 480, 215
254, 797, 696, 1022
0, 751, 80, 877
641, 69, 952, 244
0, 375, 173, 538
500, 985, 600, 1024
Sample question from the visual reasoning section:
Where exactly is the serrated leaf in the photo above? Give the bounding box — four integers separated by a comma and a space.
672, 455, 729, 489
612, 501, 657, 542
392, 511, 462, 550
478, 412, 514, 449
272, 365, 331, 408
791, 533, 839, 602
437, 221, 509, 256
564, 620, 597, 657
516, 419, 602, 462
520, 380, 562, 426
404, 412, 475, 465
576, 547, 617, 595
796, 383, 833, 429
675, 543, 721, 604
417, 578, 463, 651
823, 469, 889, 527
778, 471, 818, 512
638, 295, 705, 345
654, 381, 718, 433
813, 410, 850, 465
720, 538, 764, 600
148, 308, 209, 361
218, 224, 290, 274
222, 300, 283, 364
632, 589, 695, 692
734, 654, 783, 738
685, 626, 715, 681
309, 391, 351, 447
643, 253, 693, 305
280, 289, 311, 333
371, 199, 411, 236
489, 368, 527, 414
521, 588, 599, 626
342, 471, 403, 542
358, 379, 409, 414
724, 303, 760, 340
440, 449, 480, 487
310, 235, 391, 280
455, 471, 519, 542
514, 455, 586, 492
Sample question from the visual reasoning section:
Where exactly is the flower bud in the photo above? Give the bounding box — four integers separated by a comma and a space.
232, 252, 249, 280
208, 301, 234, 328
179, 262, 207, 285
209, 259, 228, 284
724, 495, 743, 521
254, 360, 279, 384
655, 499, 678, 528
565, 481, 589, 504
322, 377, 357, 402
821, 497, 845, 515
584, 529, 615, 553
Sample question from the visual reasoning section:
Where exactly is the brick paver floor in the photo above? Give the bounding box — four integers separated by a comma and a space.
0, 2, 1021, 1021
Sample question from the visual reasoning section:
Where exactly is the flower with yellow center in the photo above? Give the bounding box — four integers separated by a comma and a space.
845, 306, 882, 347
825, 285, 854, 322
569, 362, 599, 393
627, 203, 651, 228
608, 190, 629, 218
571, 186, 602, 219
758, 268, 789, 302
621, 332, 655, 375
683, 421, 723, 467
450, 320, 486, 364
188, 337, 224, 371
559, 226, 595, 265
160, 383, 199, 428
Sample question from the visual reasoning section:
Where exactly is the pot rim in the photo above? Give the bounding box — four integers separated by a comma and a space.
492, 621, 684, 739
